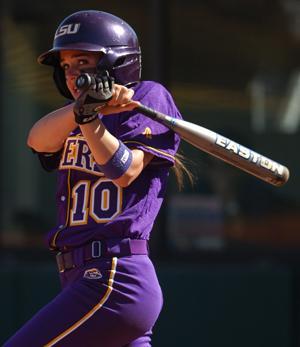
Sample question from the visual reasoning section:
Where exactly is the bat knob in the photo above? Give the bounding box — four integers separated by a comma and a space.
76, 73, 92, 89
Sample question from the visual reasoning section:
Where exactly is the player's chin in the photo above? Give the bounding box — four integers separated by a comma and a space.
66, 82, 80, 99
69, 89, 80, 100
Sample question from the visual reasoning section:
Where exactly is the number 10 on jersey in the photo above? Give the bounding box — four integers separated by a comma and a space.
70, 178, 123, 226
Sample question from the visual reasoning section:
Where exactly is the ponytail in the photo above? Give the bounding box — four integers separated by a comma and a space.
172, 153, 195, 191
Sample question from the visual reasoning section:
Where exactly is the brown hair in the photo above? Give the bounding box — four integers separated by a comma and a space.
172, 153, 195, 191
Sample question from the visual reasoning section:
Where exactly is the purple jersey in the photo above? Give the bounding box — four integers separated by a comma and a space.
46, 81, 181, 250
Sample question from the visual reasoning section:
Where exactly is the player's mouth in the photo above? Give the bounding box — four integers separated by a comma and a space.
69, 84, 81, 99
73, 87, 80, 96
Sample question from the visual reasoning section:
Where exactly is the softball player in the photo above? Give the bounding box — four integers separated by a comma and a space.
4, 10, 184, 347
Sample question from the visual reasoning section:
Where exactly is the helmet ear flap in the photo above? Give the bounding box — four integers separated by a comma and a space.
53, 67, 74, 100
96, 51, 141, 87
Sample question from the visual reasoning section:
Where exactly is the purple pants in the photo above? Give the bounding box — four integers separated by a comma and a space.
4, 255, 163, 347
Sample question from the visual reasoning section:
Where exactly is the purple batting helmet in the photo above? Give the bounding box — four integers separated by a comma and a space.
38, 10, 142, 99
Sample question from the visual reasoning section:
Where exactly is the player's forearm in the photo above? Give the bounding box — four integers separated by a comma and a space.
80, 119, 152, 187
27, 103, 77, 152
79, 118, 119, 164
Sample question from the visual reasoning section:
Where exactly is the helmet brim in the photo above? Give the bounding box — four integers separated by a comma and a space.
38, 43, 106, 65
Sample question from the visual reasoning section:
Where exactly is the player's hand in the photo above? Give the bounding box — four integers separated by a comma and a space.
73, 71, 114, 124
99, 84, 140, 115
73, 72, 139, 124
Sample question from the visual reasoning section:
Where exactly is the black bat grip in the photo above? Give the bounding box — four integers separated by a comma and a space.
135, 104, 174, 128
76, 73, 93, 90
135, 105, 158, 119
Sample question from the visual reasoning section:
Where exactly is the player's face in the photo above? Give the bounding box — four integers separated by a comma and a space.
59, 50, 101, 99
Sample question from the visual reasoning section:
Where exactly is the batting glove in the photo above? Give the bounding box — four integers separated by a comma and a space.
73, 71, 114, 124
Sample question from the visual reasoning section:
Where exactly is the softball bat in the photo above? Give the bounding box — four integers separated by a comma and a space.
136, 104, 289, 187
76, 73, 290, 187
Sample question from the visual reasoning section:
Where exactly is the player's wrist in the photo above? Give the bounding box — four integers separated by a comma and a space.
74, 110, 99, 125
97, 140, 133, 179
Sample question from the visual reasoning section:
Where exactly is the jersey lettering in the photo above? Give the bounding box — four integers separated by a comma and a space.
70, 179, 122, 226
90, 180, 122, 223
70, 181, 90, 225
63, 139, 78, 165
60, 137, 103, 176
75, 141, 92, 170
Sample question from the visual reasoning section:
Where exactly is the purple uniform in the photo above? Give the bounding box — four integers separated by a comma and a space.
48, 81, 181, 250
4, 81, 181, 347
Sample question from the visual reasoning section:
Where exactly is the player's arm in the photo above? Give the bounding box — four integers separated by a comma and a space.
74, 78, 154, 186
80, 118, 153, 187
76, 81, 153, 187
27, 102, 77, 153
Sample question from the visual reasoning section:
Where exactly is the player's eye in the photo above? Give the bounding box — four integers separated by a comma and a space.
61, 63, 69, 71
78, 59, 89, 66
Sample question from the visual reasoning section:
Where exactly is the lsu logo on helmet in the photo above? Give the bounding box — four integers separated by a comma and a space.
55, 23, 81, 39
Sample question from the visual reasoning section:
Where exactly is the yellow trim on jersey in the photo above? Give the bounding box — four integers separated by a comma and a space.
50, 170, 71, 249
124, 140, 176, 161
66, 170, 71, 226
44, 257, 118, 347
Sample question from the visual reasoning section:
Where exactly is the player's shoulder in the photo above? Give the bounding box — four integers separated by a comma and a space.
132, 80, 172, 100
134, 80, 166, 90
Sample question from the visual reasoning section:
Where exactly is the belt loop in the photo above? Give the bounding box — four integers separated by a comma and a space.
56, 251, 64, 273
92, 241, 102, 258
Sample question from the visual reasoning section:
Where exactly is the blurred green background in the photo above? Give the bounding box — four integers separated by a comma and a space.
1, 1, 300, 346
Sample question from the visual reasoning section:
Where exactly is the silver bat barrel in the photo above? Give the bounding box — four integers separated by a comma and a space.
136, 105, 290, 187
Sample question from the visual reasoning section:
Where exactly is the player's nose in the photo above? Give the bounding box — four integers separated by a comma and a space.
65, 65, 81, 80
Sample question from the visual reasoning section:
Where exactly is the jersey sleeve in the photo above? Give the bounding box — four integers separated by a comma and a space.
117, 82, 182, 167
31, 149, 63, 172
